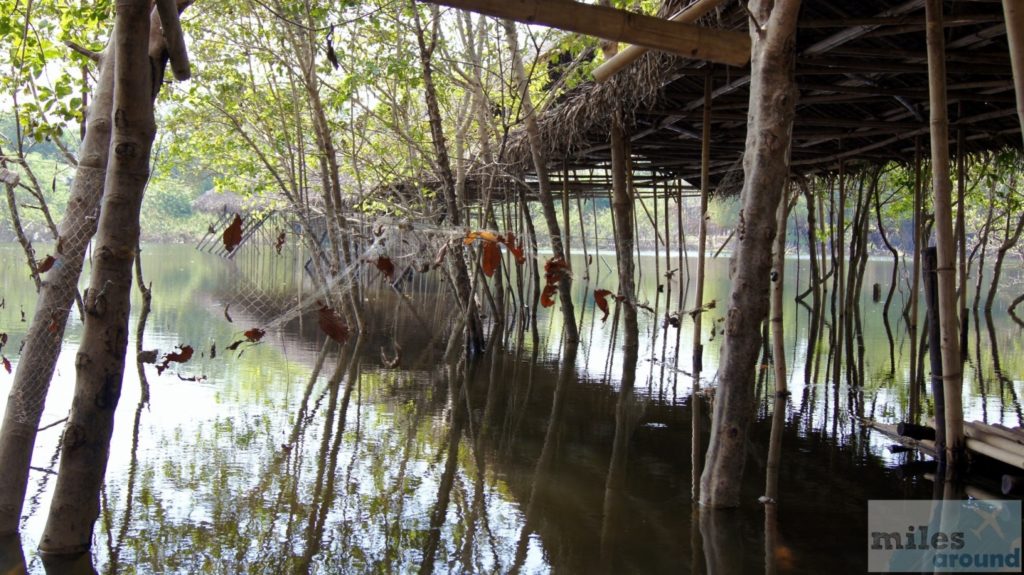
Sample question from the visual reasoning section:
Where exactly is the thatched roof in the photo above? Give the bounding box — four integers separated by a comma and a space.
506, 0, 1021, 193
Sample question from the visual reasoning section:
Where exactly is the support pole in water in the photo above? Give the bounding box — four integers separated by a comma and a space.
923, 246, 946, 470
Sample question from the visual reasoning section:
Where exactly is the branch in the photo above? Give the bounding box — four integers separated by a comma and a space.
64, 40, 101, 63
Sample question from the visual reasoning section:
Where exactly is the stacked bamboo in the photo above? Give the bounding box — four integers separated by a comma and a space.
866, 418, 1024, 496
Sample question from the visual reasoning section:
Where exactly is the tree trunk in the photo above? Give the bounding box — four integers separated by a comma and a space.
924, 0, 964, 474
502, 19, 579, 343
39, 0, 158, 554
0, 36, 116, 536
699, 0, 801, 508
412, 4, 484, 354
984, 208, 1024, 313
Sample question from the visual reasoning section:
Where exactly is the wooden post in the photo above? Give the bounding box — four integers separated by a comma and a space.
923, 247, 947, 469
593, 0, 730, 82
419, 0, 751, 67
1002, 0, 1024, 144
693, 69, 712, 373
956, 120, 967, 357
925, 0, 965, 475
562, 164, 572, 272
908, 139, 923, 422
833, 160, 846, 389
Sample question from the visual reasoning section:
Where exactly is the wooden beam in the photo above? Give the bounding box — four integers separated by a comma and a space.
1002, 0, 1024, 146
803, 0, 924, 55
418, 0, 751, 67
592, 0, 729, 83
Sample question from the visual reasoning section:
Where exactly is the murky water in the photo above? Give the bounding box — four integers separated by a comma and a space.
0, 243, 1022, 573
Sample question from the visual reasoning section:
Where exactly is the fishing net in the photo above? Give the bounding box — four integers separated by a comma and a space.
4, 162, 105, 427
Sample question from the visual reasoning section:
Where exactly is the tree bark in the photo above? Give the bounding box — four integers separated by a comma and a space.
699, 0, 801, 508
39, 0, 158, 554
412, 4, 484, 354
924, 0, 964, 474
0, 35, 116, 536
502, 19, 579, 343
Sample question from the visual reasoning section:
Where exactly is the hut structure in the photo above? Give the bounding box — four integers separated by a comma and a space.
424, 0, 1024, 507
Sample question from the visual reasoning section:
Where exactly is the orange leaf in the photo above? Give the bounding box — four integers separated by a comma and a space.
594, 289, 614, 322
481, 240, 501, 277
36, 254, 55, 273
318, 304, 350, 344
501, 233, 526, 265
464, 230, 501, 245
223, 215, 243, 253
541, 284, 558, 308
243, 327, 266, 343
368, 256, 395, 281
1, 356, 10, 374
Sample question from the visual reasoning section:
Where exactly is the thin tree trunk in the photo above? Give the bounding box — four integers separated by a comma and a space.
699, 0, 801, 509
502, 19, 579, 342
874, 186, 899, 375
984, 206, 1024, 313
413, 4, 484, 354
924, 0, 965, 474
39, 0, 158, 554
972, 190, 995, 312
0, 32, 116, 535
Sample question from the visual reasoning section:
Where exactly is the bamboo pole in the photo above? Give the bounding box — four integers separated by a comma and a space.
422, 0, 751, 67
925, 0, 965, 474
908, 139, 923, 421
1002, 0, 1024, 144
956, 120, 967, 357
693, 70, 712, 372
593, 0, 730, 82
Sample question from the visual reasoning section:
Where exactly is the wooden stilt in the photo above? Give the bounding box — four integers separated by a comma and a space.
1002, 0, 1024, 144
693, 69, 712, 373
925, 0, 965, 475
908, 139, 923, 422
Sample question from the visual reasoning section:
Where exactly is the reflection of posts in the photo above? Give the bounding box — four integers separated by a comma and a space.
600, 338, 639, 568
419, 362, 473, 575
297, 338, 362, 574
509, 342, 578, 574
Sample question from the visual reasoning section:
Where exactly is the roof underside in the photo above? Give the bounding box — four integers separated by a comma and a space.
513, 0, 1020, 194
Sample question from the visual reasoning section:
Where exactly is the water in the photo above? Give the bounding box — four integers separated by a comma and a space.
0, 243, 1022, 573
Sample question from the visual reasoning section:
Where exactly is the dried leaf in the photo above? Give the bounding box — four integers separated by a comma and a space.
243, 327, 266, 343
157, 345, 194, 375
541, 284, 558, 308
226, 340, 245, 351
464, 230, 501, 245
223, 214, 243, 253
177, 373, 207, 382
368, 256, 395, 280
594, 289, 614, 322
481, 240, 501, 277
433, 243, 449, 268
0, 332, 7, 348
318, 304, 350, 344
37, 255, 56, 274
274, 230, 287, 255
210, 342, 217, 360
502, 233, 526, 265
224, 304, 233, 323
1, 356, 10, 374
